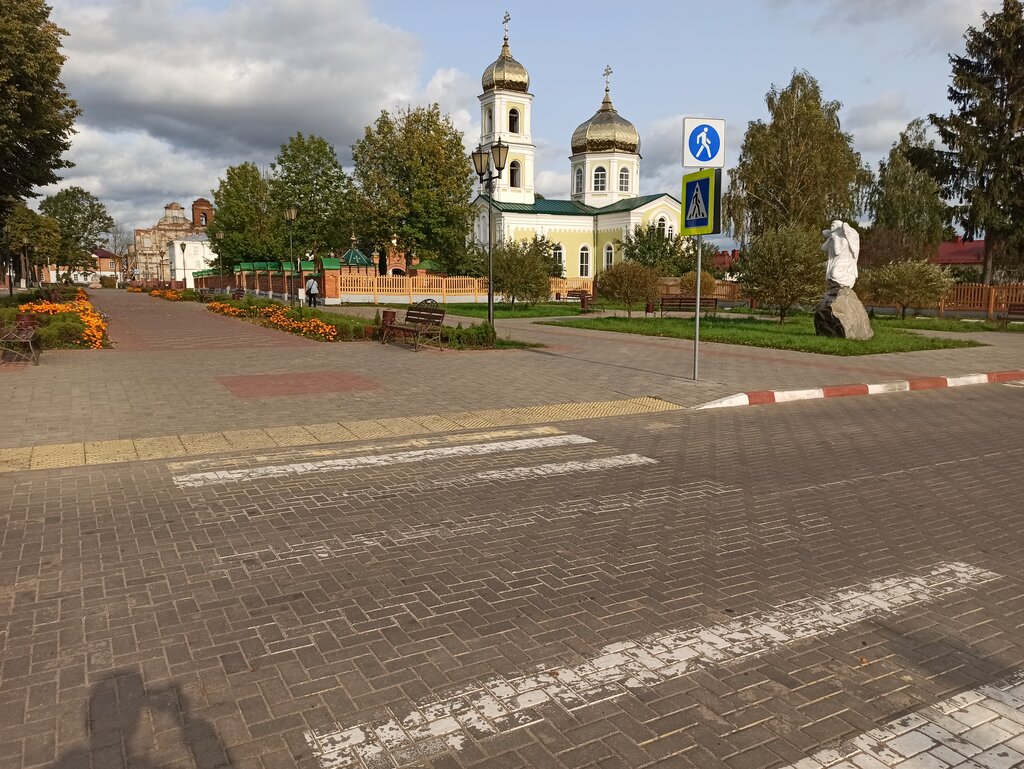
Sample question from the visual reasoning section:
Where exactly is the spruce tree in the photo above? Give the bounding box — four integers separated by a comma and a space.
929, 0, 1024, 283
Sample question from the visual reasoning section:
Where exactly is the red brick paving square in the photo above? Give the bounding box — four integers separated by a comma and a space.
217, 371, 379, 398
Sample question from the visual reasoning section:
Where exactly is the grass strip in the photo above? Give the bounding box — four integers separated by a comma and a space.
544, 315, 984, 356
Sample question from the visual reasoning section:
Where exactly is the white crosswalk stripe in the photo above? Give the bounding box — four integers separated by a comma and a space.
783, 669, 1024, 769
305, 561, 1001, 769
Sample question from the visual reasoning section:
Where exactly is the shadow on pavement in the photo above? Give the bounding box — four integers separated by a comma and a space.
50, 668, 232, 768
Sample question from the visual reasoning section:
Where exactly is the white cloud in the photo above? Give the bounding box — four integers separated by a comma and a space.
843, 91, 915, 163
44, 0, 453, 229
764, 0, 1002, 53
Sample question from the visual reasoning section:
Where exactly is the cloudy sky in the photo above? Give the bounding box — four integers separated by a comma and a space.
42, 0, 1001, 236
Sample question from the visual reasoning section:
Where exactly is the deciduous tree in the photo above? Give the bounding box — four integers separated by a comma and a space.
927, 0, 1024, 283
492, 237, 552, 308
352, 105, 473, 271
865, 120, 948, 265
735, 226, 823, 322
860, 261, 953, 319
0, 0, 80, 213
617, 222, 692, 276
725, 71, 870, 243
596, 262, 659, 319
39, 186, 114, 274
208, 162, 279, 268
270, 133, 354, 258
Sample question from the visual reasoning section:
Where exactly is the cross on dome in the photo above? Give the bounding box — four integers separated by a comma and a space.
604, 65, 613, 91
503, 11, 510, 39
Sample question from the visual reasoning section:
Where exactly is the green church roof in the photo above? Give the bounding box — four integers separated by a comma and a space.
412, 258, 444, 272
478, 193, 678, 217
340, 248, 374, 266
320, 258, 342, 270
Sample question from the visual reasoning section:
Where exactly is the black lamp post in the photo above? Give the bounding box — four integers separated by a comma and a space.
284, 207, 297, 306
471, 139, 509, 326
179, 241, 187, 288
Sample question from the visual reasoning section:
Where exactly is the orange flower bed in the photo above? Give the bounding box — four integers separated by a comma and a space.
208, 301, 354, 341
255, 305, 339, 341
150, 288, 182, 300
19, 290, 108, 349
207, 301, 246, 318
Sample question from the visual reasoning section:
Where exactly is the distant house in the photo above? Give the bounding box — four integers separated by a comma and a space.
932, 237, 984, 268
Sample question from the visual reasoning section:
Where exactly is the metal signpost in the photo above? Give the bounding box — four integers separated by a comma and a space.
681, 118, 725, 381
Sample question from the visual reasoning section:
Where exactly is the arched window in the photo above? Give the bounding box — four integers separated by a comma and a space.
508, 108, 520, 134
200, 212, 207, 226
486, 108, 493, 134
604, 244, 614, 270
574, 168, 584, 195
579, 246, 590, 277
619, 168, 630, 193
509, 160, 521, 188
552, 244, 564, 275
593, 166, 607, 192
667, 224, 675, 239
657, 216, 667, 237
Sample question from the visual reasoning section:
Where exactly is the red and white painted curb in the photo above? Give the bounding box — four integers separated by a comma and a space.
695, 370, 1024, 410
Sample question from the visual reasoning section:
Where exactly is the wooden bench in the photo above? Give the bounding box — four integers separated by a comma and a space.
382, 299, 446, 351
230, 289, 246, 300
197, 288, 216, 303
0, 325, 40, 365
659, 295, 718, 317
565, 289, 591, 302
997, 302, 1024, 330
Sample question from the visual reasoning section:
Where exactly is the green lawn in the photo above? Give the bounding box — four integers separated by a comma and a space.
872, 315, 1023, 333
544, 315, 985, 355
442, 302, 586, 319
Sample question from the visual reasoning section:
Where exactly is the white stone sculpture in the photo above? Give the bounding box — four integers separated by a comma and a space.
821, 220, 860, 288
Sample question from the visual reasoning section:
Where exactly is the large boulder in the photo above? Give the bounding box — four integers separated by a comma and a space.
814, 285, 874, 340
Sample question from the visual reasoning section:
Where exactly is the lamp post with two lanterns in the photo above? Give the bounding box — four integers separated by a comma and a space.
283, 207, 298, 306
470, 139, 508, 327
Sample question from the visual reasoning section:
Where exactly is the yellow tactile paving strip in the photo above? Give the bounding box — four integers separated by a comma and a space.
0, 396, 682, 474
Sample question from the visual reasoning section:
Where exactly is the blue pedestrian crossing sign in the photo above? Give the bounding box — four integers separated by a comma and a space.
681, 168, 721, 236
683, 117, 726, 169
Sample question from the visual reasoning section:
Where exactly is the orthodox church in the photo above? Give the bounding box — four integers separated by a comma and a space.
471, 17, 681, 280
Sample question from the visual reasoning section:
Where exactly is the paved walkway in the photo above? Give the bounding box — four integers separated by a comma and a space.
1, 290, 1021, 452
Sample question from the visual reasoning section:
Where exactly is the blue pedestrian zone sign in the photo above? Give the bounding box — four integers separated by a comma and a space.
681, 168, 721, 236
688, 124, 721, 166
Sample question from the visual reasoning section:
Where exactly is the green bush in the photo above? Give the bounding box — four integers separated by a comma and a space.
36, 317, 86, 348
99, 276, 117, 288
442, 321, 497, 348
678, 270, 718, 297
595, 262, 659, 319
179, 288, 201, 301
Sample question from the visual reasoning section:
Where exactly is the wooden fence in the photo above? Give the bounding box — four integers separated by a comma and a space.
194, 270, 1024, 318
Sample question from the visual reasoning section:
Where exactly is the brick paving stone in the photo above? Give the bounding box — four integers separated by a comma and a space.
1, 338, 1023, 769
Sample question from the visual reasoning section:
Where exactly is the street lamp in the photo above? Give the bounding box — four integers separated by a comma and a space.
179, 241, 187, 288
471, 139, 509, 326
284, 207, 297, 306
214, 231, 225, 288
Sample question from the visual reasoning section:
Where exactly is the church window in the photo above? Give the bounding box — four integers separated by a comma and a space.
508, 108, 520, 134
579, 246, 590, 277
604, 244, 614, 270
553, 245, 564, 274
619, 168, 630, 192
200, 212, 207, 225
668, 224, 675, 239
657, 216, 667, 237
509, 160, 521, 188
593, 166, 607, 192
574, 168, 584, 195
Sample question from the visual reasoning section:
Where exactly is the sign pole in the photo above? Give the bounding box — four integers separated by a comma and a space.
694, 234, 702, 381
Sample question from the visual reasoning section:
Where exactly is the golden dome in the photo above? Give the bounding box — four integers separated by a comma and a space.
571, 88, 640, 155
481, 36, 530, 93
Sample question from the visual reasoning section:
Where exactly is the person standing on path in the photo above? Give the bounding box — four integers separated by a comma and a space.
305, 276, 319, 308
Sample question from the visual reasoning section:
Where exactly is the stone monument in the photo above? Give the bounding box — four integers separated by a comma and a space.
814, 220, 873, 340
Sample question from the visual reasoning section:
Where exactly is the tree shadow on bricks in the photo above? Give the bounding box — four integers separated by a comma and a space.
49, 668, 232, 769
870, 618, 1023, 704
